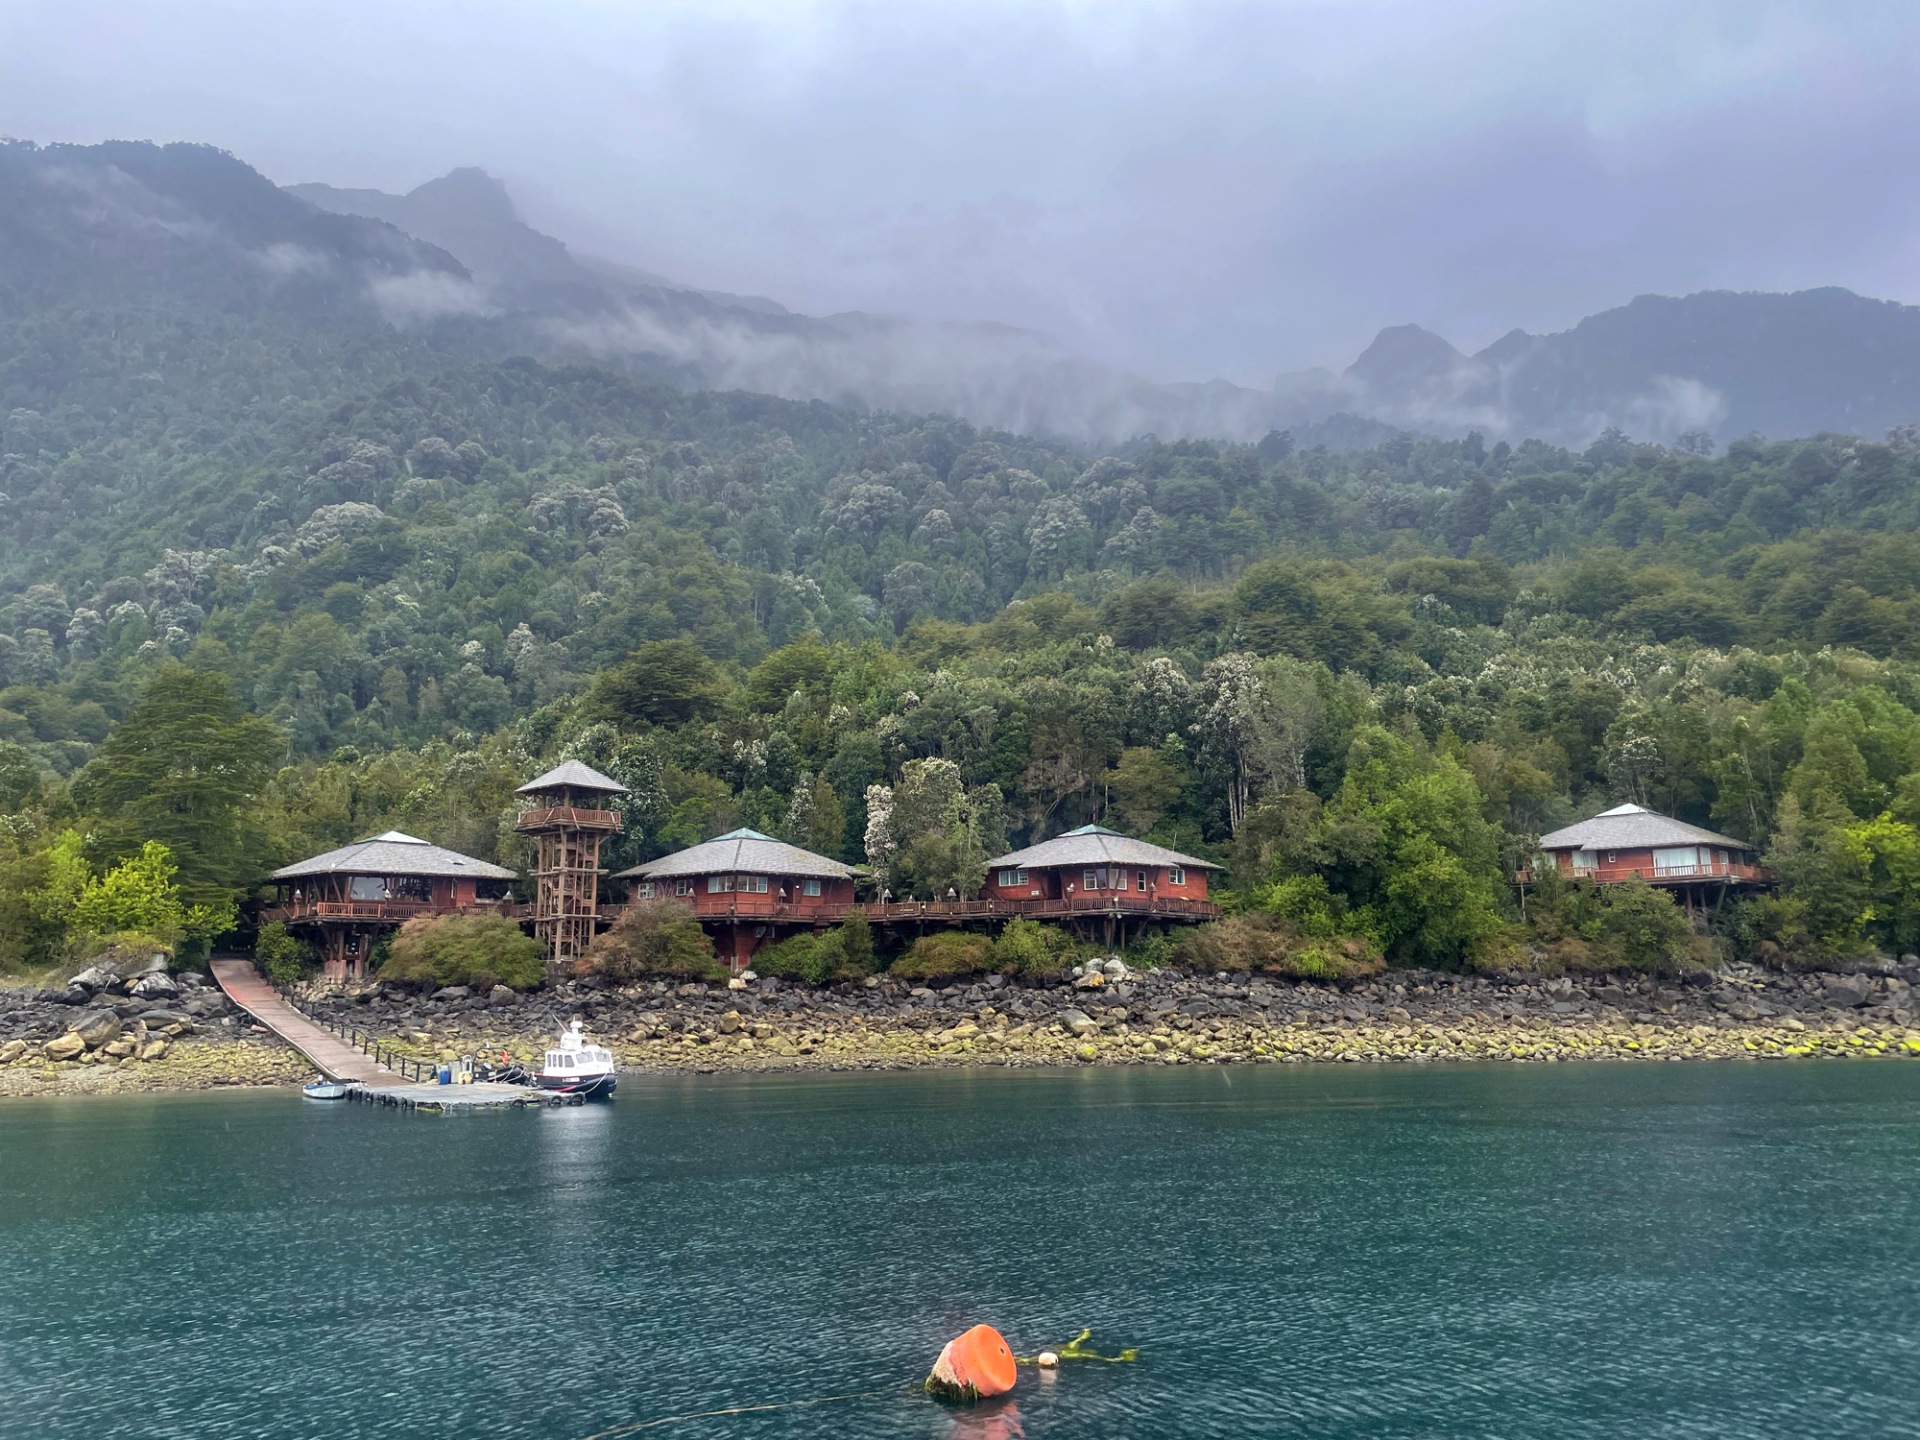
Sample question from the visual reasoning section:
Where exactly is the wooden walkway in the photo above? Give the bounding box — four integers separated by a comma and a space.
210, 959, 404, 1086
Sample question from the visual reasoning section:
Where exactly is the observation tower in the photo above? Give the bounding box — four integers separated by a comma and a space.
514, 760, 627, 967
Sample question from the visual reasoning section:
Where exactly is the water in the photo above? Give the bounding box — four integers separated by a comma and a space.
2, 1063, 1917, 1439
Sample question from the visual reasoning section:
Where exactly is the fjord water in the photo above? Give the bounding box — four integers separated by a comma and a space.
2, 1065, 1916, 1439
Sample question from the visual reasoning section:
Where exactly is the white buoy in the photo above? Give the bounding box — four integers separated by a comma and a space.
1036, 1352, 1059, 1368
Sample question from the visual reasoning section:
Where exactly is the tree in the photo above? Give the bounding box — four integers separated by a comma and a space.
1108, 747, 1183, 835
70, 840, 235, 947
582, 640, 728, 729
74, 666, 283, 907
383, 912, 547, 991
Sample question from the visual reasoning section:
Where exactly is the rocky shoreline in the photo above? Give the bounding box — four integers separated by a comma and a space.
6, 961, 1919, 1095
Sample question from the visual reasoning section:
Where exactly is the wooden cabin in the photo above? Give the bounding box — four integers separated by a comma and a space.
614, 829, 862, 971
980, 825, 1220, 944
1528, 803, 1769, 914
262, 831, 518, 981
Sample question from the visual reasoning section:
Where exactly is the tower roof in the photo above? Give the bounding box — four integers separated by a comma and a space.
516, 759, 628, 796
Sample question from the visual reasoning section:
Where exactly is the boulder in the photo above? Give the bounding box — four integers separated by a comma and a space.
488, 985, 517, 1006
72, 1009, 122, 1049
141, 1039, 170, 1061
43, 1032, 85, 1061
430, 986, 471, 1002
1061, 1008, 1099, 1038
138, 1008, 191, 1028
718, 1010, 743, 1035
69, 965, 114, 993
103, 1039, 136, 1058
175, 972, 207, 989
1824, 981, 1870, 1008
0, 1039, 26, 1065
131, 971, 179, 1000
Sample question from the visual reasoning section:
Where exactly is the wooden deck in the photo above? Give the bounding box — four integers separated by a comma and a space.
211, 959, 405, 1085
652, 894, 1222, 925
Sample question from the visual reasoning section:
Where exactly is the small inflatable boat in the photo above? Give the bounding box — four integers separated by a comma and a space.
302, 1077, 359, 1100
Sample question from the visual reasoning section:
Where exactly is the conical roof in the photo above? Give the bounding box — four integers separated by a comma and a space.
1538, 803, 1748, 852
517, 759, 628, 795
987, 824, 1220, 871
271, 832, 517, 881
616, 829, 862, 882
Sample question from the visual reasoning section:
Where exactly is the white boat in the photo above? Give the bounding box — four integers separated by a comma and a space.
302, 1077, 359, 1099
534, 1019, 618, 1099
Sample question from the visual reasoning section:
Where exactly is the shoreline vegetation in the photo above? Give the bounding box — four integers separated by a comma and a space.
6, 961, 1918, 1097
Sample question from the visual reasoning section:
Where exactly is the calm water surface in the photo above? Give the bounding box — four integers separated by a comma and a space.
1, 1063, 1916, 1439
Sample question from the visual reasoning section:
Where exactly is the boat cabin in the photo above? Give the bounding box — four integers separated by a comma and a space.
263, 831, 518, 980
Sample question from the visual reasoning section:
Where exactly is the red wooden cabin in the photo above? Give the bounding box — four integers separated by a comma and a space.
615, 828, 863, 971
263, 831, 519, 981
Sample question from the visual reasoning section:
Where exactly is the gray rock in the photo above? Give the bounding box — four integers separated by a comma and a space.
0, 1038, 26, 1065
130, 972, 179, 1000
175, 972, 207, 989
430, 986, 472, 1002
72, 1009, 121, 1049
1060, 1008, 1099, 1037
1384, 1006, 1412, 1023
488, 984, 517, 1006
44, 1032, 85, 1061
69, 965, 113, 993
1824, 981, 1870, 1008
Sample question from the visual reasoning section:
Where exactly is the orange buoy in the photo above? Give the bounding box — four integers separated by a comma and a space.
926, 1324, 1017, 1401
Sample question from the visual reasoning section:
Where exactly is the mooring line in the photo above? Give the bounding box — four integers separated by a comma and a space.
575, 1386, 893, 1438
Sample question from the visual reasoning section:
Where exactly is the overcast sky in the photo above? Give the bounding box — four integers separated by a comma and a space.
5, 0, 1918, 385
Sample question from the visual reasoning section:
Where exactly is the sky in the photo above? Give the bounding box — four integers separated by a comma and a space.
5, 0, 1919, 386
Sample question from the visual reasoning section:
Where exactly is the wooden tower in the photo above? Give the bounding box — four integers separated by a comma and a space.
514, 761, 628, 968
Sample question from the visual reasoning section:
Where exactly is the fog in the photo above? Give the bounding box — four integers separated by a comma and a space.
5, 0, 1919, 388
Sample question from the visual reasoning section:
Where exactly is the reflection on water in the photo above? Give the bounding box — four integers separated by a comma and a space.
2, 1063, 1919, 1440
945, 1398, 1024, 1440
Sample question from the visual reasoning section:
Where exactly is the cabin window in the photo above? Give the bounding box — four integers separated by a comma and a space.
803, 879, 822, 897
349, 876, 387, 900
1654, 847, 1702, 872
1168, 867, 1185, 887
674, 879, 694, 897
708, 875, 734, 893
743, 875, 769, 894
1572, 851, 1598, 873
633, 882, 655, 899
1084, 869, 1103, 890
390, 875, 431, 902
998, 868, 1028, 887
1136, 871, 1147, 892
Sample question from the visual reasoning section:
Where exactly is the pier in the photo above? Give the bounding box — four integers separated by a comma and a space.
210, 959, 550, 1111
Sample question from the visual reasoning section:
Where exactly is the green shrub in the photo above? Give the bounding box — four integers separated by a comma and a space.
890, 931, 992, 982
989, 916, 1073, 977
1174, 912, 1383, 980
579, 899, 724, 982
1123, 928, 1181, 971
381, 912, 546, 991
1527, 873, 1707, 974
752, 916, 878, 986
254, 921, 316, 986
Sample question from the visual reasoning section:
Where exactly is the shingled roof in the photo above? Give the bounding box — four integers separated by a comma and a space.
615, 829, 862, 882
270, 832, 518, 881
1538, 804, 1750, 853
516, 759, 628, 795
987, 824, 1220, 872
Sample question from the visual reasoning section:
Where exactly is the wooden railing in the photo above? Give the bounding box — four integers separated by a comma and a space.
276, 985, 440, 1083
638, 893, 1221, 924
1515, 861, 1771, 885
516, 806, 623, 832
260, 899, 526, 924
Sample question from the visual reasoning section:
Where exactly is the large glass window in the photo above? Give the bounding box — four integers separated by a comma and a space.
1167, 867, 1185, 886
998, 868, 1028, 887
803, 879, 822, 897
708, 875, 734, 894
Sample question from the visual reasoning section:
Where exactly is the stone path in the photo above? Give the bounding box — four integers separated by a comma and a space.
210, 960, 402, 1085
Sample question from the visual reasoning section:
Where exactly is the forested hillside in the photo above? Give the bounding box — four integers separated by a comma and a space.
5, 336, 1920, 976
10, 138, 1920, 982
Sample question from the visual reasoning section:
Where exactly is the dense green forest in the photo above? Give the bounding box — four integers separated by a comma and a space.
6, 341, 1920, 977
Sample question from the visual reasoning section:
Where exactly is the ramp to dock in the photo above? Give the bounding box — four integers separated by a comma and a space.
210, 959, 402, 1085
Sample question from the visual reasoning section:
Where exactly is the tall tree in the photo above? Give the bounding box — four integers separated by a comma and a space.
75, 665, 284, 907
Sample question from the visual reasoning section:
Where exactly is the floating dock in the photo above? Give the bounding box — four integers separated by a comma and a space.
346, 1080, 553, 1113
